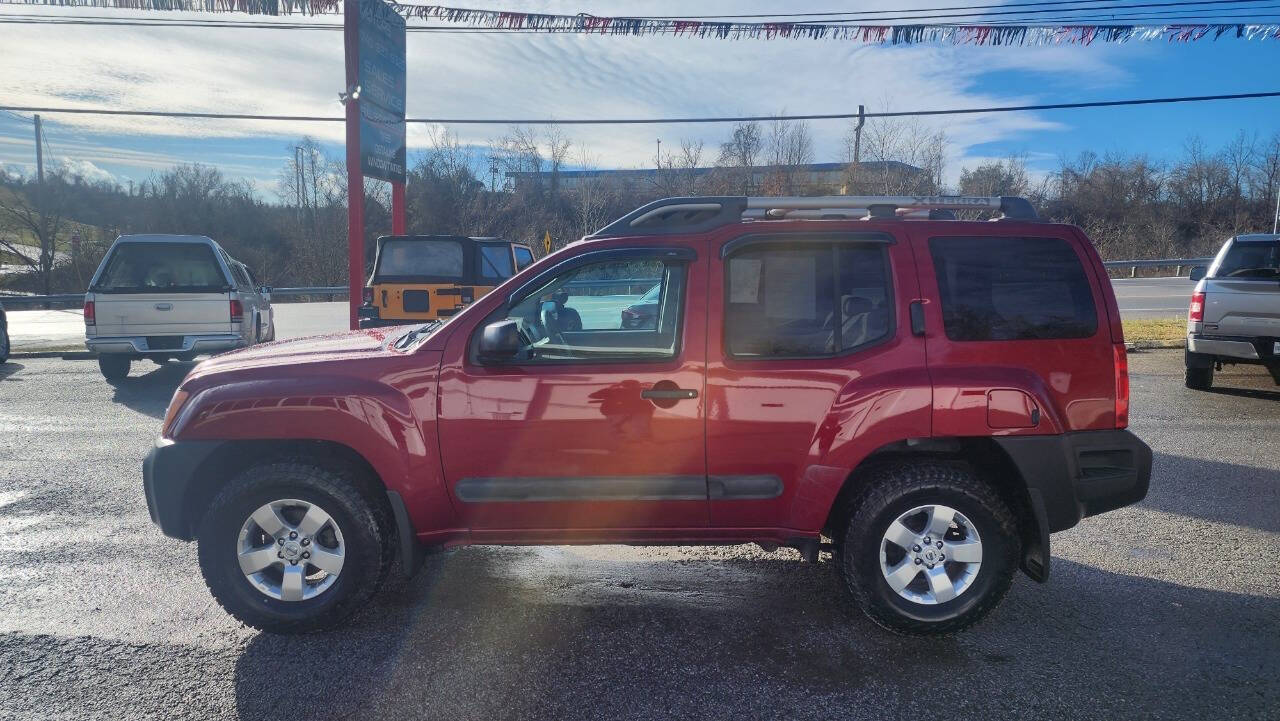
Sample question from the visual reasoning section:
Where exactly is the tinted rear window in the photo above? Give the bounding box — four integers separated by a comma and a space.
376, 239, 463, 281
478, 245, 515, 280
1213, 239, 1280, 279
929, 236, 1098, 341
95, 242, 227, 293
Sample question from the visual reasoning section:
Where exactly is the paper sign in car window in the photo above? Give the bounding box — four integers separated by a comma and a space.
729, 258, 762, 304
765, 255, 816, 319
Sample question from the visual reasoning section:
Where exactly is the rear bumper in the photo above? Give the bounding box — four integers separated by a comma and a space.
995, 429, 1152, 535
87, 334, 245, 355
1187, 333, 1262, 361
143, 437, 224, 540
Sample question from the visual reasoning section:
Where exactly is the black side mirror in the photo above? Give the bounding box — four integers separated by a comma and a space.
1189, 266, 1206, 281
479, 319, 522, 361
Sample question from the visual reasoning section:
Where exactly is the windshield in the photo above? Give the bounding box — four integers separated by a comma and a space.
1214, 239, 1280, 279
93, 242, 228, 293
375, 239, 464, 281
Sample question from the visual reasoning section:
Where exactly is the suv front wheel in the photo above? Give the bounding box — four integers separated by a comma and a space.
839, 461, 1018, 635
197, 459, 392, 633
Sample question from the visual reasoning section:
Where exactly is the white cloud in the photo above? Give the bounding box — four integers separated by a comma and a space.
57, 158, 116, 184
0, 1, 1140, 180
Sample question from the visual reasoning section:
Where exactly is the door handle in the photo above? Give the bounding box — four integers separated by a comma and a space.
641, 387, 698, 400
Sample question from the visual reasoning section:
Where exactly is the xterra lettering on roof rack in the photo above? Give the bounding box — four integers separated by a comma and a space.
588, 195, 1038, 238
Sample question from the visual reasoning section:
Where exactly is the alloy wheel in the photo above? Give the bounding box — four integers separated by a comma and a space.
236, 498, 346, 602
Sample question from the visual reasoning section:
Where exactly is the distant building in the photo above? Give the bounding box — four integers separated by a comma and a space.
505, 161, 923, 195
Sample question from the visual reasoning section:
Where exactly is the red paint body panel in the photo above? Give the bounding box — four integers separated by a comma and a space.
906, 224, 1118, 434
704, 227, 932, 532
166, 217, 1127, 548
435, 236, 710, 530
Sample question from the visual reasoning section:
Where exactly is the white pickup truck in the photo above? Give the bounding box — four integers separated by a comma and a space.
85, 235, 274, 382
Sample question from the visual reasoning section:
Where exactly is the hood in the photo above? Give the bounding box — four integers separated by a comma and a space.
187, 326, 410, 379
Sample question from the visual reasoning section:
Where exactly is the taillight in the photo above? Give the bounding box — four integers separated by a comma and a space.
1113, 342, 1129, 429
362, 287, 374, 306
1188, 291, 1205, 323
230, 299, 244, 323
83, 300, 95, 326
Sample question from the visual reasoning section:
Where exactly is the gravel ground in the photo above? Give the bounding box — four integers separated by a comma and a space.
0, 350, 1276, 720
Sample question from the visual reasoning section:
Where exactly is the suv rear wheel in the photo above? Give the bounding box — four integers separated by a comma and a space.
196, 460, 392, 633
97, 355, 130, 383
839, 461, 1018, 635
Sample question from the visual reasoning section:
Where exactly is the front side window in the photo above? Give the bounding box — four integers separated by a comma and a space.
95, 242, 227, 293
482, 257, 684, 362
1213, 238, 1280, 280
725, 241, 892, 358
375, 239, 464, 281
929, 236, 1097, 341
479, 244, 516, 280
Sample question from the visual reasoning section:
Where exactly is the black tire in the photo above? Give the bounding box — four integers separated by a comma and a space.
97, 355, 130, 383
196, 460, 393, 633
1185, 364, 1213, 390
839, 461, 1019, 636
0, 319, 9, 364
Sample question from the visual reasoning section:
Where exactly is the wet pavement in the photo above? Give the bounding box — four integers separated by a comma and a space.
0, 350, 1276, 720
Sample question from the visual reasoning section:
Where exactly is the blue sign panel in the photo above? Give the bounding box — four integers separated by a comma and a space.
356, 0, 406, 183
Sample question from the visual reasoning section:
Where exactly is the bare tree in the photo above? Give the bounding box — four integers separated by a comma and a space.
0, 175, 69, 295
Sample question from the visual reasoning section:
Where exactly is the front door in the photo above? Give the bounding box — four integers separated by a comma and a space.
437, 244, 709, 538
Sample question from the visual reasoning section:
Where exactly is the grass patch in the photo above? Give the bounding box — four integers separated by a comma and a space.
1123, 318, 1185, 344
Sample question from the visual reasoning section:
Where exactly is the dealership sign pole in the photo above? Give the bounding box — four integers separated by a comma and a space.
344, 0, 406, 330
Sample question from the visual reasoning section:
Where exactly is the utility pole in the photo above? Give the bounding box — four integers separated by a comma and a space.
847, 105, 864, 195
1273, 178, 1279, 233
489, 156, 499, 193
295, 146, 304, 216
34, 114, 44, 185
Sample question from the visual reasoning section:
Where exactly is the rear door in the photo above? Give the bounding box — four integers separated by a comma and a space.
90, 242, 234, 336
705, 229, 931, 532
1202, 237, 1280, 344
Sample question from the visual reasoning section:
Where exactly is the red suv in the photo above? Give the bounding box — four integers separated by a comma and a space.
144, 195, 1150, 635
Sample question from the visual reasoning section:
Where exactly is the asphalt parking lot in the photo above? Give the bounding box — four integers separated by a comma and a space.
0, 350, 1276, 720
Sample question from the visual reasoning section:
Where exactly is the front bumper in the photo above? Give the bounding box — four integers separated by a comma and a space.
88, 334, 245, 356
143, 437, 223, 540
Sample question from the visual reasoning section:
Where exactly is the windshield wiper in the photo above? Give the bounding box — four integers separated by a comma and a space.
393, 321, 442, 349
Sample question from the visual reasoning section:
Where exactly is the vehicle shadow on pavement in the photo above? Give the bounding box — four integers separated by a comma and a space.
230, 551, 1279, 720
1146, 452, 1280, 534
1205, 384, 1280, 402
0, 361, 24, 381
107, 361, 196, 419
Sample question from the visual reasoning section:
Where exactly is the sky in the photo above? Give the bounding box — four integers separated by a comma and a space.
0, 0, 1278, 200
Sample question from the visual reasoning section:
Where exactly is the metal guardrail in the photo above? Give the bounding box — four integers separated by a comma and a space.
1, 258, 1207, 309
1101, 257, 1213, 278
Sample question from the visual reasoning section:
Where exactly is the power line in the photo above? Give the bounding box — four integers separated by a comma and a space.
595, 0, 1271, 19
2, 90, 1277, 126
4, 9, 1280, 31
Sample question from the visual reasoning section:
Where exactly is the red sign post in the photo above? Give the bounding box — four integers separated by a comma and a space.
343, 0, 407, 330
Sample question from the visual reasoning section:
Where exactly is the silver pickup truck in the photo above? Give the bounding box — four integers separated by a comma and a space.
1185, 233, 1280, 389
85, 235, 274, 382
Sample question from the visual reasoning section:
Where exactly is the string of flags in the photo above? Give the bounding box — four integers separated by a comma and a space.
3, 0, 1279, 45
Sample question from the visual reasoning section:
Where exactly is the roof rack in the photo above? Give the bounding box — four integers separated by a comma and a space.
589, 195, 1037, 238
